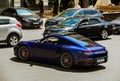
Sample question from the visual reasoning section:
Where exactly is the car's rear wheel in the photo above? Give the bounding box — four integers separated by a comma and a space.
17, 46, 30, 61
59, 52, 74, 69
100, 30, 108, 40
7, 34, 20, 47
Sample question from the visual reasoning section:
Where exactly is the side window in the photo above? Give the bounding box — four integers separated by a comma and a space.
84, 10, 98, 15
77, 10, 84, 16
89, 19, 100, 25
79, 19, 89, 25
0, 19, 9, 25
41, 36, 61, 44
1, 9, 9, 15
3, 9, 16, 16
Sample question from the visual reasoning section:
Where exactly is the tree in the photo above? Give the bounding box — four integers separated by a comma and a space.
53, 0, 59, 16
68, 0, 75, 8
39, 0, 44, 17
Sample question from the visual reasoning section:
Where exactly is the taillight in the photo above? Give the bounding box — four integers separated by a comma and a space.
17, 23, 22, 28
112, 24, 115, 27
83, 50, 91, 55
102, 47, 106, 50
101, 15, 104, 19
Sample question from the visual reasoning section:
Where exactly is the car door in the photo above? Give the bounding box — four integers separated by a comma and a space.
0, 19, 10, 41
31, 36, 60, 61
75, 19, 92, 37
88, 18, 102, 36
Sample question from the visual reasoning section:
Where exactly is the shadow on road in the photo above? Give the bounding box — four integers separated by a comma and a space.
10, 57, 106, 73
91, 37, 112, 41
113, 33, 120, 35
22, 27, 42, 30
0, 43, 12, 49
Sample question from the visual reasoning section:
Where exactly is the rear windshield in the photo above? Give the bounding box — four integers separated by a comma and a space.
69, 34, 99, 47
83, 10, 98, 15
8, 18, 19, 24
58, 9, 77, 17
0, 19, 9, 24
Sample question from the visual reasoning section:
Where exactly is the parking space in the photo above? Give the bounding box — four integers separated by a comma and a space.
0, 28, 120, 81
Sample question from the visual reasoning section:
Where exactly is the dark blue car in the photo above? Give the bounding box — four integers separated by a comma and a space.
14, 34, 108, 69
44, 17, 114, 40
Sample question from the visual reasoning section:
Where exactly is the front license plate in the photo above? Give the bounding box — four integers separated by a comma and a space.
33, 22, 39, 24
97, 58, 105, 63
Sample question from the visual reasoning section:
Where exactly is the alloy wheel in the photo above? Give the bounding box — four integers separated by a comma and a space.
60, 52, 74, 69
18, 46, 29, 61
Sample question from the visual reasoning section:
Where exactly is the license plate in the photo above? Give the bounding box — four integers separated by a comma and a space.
33, 22, 39, 24
97, 58, 105, 63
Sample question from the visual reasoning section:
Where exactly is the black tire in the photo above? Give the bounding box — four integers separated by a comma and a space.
7, 34, 20, 47
17, 46, 30, 61
59, 52, 74, 69
100, 30, 108, 40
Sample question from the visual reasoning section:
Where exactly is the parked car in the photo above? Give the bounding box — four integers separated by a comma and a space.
14, 33, 108, 69
111, 17, 120, 33
0, 16, 22, 46
45, 8, 104, 27
44, 17, 114, 39
0, 7, 43, 28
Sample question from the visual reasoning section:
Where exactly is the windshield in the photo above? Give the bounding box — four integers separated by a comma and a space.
58, 9, 77, 17
16, 9, 34, 16
60, 18, 81, 27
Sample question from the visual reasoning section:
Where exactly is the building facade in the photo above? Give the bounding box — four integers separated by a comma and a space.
0, 0, 119, 11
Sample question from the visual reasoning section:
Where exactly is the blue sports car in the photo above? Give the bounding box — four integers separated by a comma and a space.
14, 33, 108, 69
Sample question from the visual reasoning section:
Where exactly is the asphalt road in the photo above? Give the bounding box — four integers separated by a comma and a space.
0, 27, 120, 81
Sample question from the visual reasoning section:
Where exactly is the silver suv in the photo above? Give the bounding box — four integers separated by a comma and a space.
0, 16, 22, 46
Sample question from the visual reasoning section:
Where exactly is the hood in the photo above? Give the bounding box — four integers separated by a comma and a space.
46, 26, 75, 32
46, 17, 67, 26
20, 15, 41, 22
47, 17, 66, 23
49, 17, 65, 21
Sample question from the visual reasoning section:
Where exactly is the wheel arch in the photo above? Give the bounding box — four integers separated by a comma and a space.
58, 50, 75, 68
56, 49, 74, 62
6, 32, 20, 41
16, 45, 31, 60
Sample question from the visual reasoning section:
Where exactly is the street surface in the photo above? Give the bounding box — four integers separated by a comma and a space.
0, 25, 120, 81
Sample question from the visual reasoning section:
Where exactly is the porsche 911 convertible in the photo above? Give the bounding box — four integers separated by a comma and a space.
14, 33, 108, 69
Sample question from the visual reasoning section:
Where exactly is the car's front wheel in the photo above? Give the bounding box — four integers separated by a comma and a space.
59, 52, 74, 69
7, 34, 20, 46
17, 46, 30, 61
100, 30, 108, 40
